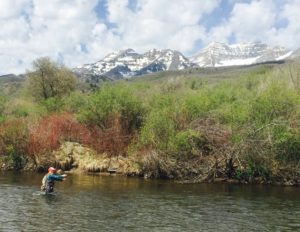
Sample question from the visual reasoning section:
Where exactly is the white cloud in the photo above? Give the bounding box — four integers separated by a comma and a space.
206, 0, 276, 43
105, 0, 219, 52
271, 0, 300, 48
0, 0, 300, 75
205, 25, 233, 44
0, 0, 102, 74
207, 0, 300, 50
0, 17, 30, 40
229, 0, 276, 42
0, 0, 220, 74
0, 0, 29, 19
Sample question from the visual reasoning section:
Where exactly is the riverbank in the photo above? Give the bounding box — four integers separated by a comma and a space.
1, 63, 300, 187
1, 142, 299, 186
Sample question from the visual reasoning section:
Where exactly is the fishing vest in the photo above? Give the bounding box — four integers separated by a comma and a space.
41, 174, 55, 193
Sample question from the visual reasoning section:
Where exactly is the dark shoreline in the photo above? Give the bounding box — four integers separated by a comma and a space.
1, 168, 299, 187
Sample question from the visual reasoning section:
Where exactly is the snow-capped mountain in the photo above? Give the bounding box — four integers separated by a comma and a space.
191, 42, 292, 67
289, 48, 300, 60
74, 42, 295, 81
74, 48, 194, 80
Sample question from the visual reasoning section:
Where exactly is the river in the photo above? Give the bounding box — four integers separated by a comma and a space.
0, 172, 299, 231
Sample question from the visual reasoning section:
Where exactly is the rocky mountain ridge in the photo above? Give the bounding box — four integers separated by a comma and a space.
73, 42, 298, 80
74, 48, 195, 81
191, 42, 292, 67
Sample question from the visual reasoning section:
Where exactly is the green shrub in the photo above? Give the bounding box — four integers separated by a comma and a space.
275, 130, 300, 163
63, 91, 88, 113
4, 145, 26, 170
0, 95, 6, 114
160, 78, 182, 93
235, 138, 273, 182
235, 163, 271, 182
214, 101, 250, 125
170, 130, 210, 159
11, 106, 29, 118
0, 95, 7, 121
3, 99, 45, 121
0, 119, 28, 169
184, 82, 244, 121
139, 110, 176, 150
40, 97, 64, 113
185, 79, 205, 90
250, 81, 299, 124
184, 90, 212, 119
80, 83, 145, 132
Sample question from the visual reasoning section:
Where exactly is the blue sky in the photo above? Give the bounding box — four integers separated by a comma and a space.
0, 0, 299, 74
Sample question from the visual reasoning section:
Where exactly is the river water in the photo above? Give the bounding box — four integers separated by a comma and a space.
0, 172, 299, 232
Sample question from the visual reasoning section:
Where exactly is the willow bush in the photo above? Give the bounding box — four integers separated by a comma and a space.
79, 83, 145, 132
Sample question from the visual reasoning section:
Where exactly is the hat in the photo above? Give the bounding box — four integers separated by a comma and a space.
48, 167, 57, 173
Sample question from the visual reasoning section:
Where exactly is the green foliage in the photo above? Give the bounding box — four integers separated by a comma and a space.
63, 91, 88, 113
275, 130, 300, 163
160, 78, 183, 93
183, 82, 241, 120
4, 99, 45, 120
11, 106, 29, 118
215, 101, 250, 125
138, 93, 191, 151
186, 79, 205, 90
250, 81, 299, 125
0, 95, 7, 121
26, 57, 77, 101
235, 163, 271, 182
170, 130, 210, 159
184, 90, 211, 119
139, 110, 176, 150
0, 95, 6, 114
4, 145, 26, 170
40, 97, 64, 113
80, 84, 145, 132
0, 120, 28, 169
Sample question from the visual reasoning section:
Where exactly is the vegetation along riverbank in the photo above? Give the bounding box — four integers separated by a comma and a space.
0, 57, 299, 186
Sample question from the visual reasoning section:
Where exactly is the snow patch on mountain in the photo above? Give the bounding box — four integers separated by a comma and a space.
275, 51, 293, 61
74, 42, 296, 82
191, 42, 292, 67
74, 48, 194, 80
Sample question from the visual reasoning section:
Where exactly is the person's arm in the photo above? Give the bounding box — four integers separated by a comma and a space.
48, 174, 65, 181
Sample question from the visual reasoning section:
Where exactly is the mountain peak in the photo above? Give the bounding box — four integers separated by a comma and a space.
103, 48, 138, 61
206, 41, 227, 48
74, 42, 295, 82
74, 48, 194, 80
119, 48, 137, 55
191, 42, 291, 67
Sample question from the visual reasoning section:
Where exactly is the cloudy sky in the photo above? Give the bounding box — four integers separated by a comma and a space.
0, 0, 299, 74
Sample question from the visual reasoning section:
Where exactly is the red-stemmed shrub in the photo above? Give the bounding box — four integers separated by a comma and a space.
27, 112, 135, 159
27, 113, 90, 158
87, 113, 135, 156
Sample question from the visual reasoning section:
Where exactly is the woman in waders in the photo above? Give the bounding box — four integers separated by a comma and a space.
41, 167, 67, 194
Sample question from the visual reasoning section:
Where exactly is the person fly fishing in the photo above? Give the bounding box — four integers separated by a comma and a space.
41, 167, 67, 193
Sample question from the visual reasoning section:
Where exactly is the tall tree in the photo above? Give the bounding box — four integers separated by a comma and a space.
27, 57, 77, 100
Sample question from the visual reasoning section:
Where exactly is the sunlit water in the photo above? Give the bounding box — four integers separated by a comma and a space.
0, 172, 299, 232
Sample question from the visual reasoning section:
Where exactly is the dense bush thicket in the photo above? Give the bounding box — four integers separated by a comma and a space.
0, 59, 299, 184
0, 119, 28, 169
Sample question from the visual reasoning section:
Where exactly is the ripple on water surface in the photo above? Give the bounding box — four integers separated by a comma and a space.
0, 172, 299, 232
